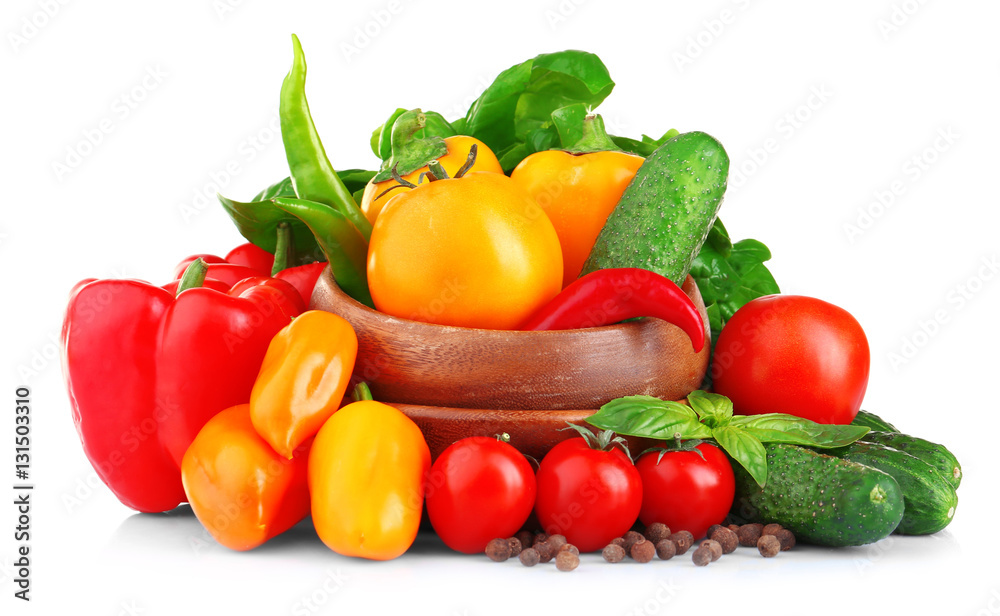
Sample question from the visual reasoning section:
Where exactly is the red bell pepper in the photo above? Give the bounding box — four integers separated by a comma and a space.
173, 242, 326, 307
61, 259, 305, 513
518, 267, 706, 353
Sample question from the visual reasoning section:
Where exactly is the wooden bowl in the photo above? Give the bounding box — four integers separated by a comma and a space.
387, 403, 661, 462
310, 267, 710, 410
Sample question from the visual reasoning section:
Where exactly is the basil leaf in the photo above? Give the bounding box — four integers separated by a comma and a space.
462, 50, 614, 172
731, 413, 870, 448
587, 396, 712, 440
690, 218, 780, 338
686, 390, 733, 428
712, 426, 768, 487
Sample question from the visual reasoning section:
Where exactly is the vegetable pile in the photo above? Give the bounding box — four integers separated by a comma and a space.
61, 35, 962, 564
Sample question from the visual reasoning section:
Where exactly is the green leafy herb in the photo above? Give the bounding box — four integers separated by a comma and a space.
218, 194, 322, 260
587, 390, 870, 487
461, 50, 614, 172
686, 390, 733, 429
609, 128, 680, 157
711, 426, 768, 486
690, 218, 780, 340
252, 176, 296, 202
223, 168, 376, 260
731, 414, 870, 448
586, 396, 713, 441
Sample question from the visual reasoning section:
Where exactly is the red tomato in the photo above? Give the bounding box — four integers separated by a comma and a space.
711, 295, 870, 425
636, 443, 735, 540
534, 438, 642, 553
425, 437, 536, 554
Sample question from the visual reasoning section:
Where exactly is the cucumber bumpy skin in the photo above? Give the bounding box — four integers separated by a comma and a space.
850, 410, 899, 433
863, 431, 962, 490
730, 443, 904, 547
580, 131, 729, 286
826, 440, 958, 535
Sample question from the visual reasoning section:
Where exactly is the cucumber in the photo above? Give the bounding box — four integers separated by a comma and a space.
824, 440, 958, 535
580, 131, 729, 286
851, 410, 898, 433
863, 431, 962, 490
730, 443, 904, 547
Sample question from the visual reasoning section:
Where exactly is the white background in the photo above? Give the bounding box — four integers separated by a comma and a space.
3, 0, 999, 614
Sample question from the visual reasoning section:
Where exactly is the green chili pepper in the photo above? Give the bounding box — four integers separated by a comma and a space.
281, 34, 373, 241
272, 197, 373, 308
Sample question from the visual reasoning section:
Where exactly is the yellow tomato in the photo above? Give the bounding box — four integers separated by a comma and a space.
360, 135, 503, 225
367, 172, 563, 330
308, 400, 430, 560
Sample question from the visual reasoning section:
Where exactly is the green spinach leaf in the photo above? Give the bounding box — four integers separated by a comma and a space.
690, 218, 780, 338
462, 50, 614, 172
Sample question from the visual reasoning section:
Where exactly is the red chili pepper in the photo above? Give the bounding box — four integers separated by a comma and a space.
173, 243, 325, 307
518, 267, 706, 352
61, 259, 305, 513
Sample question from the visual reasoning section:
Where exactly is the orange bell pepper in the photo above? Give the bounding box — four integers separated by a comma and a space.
249, 310, 358, 458
309, 389, 430, 560
181, 404, 311, 551
510, 114, 644, 288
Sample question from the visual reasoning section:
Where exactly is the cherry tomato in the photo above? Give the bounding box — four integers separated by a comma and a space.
534, 437, 642, 553
636, 443, 734, 540
711, 295, 870, 425
425, 437, 536, 554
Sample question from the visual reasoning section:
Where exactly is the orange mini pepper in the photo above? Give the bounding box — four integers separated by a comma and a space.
309, 389, 430, 561
181, 404, 311, 551
510, 114, 644, 288
250, 310, 358, 458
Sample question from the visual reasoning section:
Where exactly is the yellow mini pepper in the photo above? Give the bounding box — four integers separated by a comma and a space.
309, 388, 430, 561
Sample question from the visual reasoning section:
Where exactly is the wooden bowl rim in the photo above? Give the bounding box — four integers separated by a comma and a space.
314, 265, 705, 341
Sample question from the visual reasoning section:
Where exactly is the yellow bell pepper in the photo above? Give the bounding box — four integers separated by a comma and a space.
250, 310, 358, 458
309, 390, 430, 560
